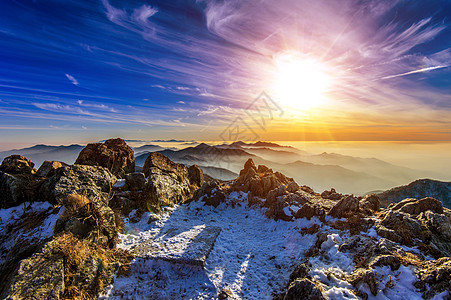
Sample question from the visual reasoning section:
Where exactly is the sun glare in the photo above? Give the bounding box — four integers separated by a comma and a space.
273, 52, 331, 110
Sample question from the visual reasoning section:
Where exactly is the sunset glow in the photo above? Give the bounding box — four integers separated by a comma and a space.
273, 52, 331, 110
0, 0, 450, 145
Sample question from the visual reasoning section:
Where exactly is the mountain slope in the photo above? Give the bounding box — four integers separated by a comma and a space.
376, 179, 451, 208
0, 144, 84, 168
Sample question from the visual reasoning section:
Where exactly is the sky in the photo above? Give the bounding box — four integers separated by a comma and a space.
0, 0, 451, 148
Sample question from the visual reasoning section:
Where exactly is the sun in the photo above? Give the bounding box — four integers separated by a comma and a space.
272, 52, 331, 110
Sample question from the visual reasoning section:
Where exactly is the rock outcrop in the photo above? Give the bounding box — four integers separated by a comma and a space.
36, 160, 68, 178
111, 152, 204, 217
75, 138, 134, 178
0, 155, 36, 175
39, 164, 116, 206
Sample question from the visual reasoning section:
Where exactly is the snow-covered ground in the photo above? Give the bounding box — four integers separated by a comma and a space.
102, 192, 320, 299
101, 192, 451, 300
0, 201, 63, 265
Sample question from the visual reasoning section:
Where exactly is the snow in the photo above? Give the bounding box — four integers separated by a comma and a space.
360, 265, 422, 300
102, 192, 319, 299
0, 201, 63, 264
113, 179, 126, 188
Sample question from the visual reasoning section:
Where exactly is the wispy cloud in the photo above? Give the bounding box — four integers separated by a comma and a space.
65, 74, 79, 86
381, 65, 448, 80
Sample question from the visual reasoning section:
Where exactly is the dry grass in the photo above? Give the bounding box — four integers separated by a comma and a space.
62, 194, 90, 216
53, 233, 133, 299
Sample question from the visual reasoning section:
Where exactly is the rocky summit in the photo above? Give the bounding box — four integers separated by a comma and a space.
0, 142, 450, 300
75, 138, 135, 178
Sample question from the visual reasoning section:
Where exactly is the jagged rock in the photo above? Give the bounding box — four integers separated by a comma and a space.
0, 155, 35, 175
327, 195, 359, 218
1, 241, 65, 300
287, 181, 299, 193
194, 180, 228, 208
377, 211, 423, 246
369, 255, 401, 271
142, 152, 188, 180
218, 288, 234, 300
417, 211, 451, 257
145, 166, 192, 208
242, 158, 257, 174
36, 161, 68, 178
321, 188, 341, 200
188, 164, 204, 187
38, 164, 116, 206
125, 172, 146, 191
294, 203, 325, 221
392, 197, 443, 216
283, 278, 325, 300
289, 262, 312, 282
360, 194, 380, 213
257, 164, 270, 174
348, 268, 377, 296
75, 138, 134, 178
266, 185, 288, 205
0, 171, 36, 208
233, 159, 294, 198
415, 257, 451, 299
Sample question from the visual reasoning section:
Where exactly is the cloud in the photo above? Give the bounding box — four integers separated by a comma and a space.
381, 65, 448, 80
77, 100, 118, 113
65, 74, 79, 86
132, 5, 158, 26
177, 101, 185, 104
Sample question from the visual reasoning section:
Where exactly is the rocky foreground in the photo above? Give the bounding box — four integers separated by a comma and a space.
0, 138, 450, 299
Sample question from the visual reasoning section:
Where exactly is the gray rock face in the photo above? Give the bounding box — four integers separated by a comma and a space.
145, 166, 192, 207
0, 171, 35, 209
141, 153, 203, 209
0, 155, 35, 175
39, 164, 116, 206
2, 241, 65, 300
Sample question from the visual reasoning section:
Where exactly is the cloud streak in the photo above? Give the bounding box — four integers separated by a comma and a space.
65, 74, 79, 86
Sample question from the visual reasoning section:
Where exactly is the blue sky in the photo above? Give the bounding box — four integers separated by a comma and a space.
0, 0, 450, 148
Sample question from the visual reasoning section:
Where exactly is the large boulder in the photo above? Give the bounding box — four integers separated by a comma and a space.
1, 240, 65, 300
36, 161, 68, 178
392, 197, 443, 216
327, 195, 359, 218
134, 153, 203, 210
0, 155, 35, 175
377, 211, 424, 246
0, 171, 36, 208
360, 194, 380, 213
75, 138, 134, 178
38, 164, 116, 206
142, 152, 188, 179
125, 172, 146, 191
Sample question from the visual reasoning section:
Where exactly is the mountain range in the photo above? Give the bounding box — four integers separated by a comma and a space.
1, 141, 448, 197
